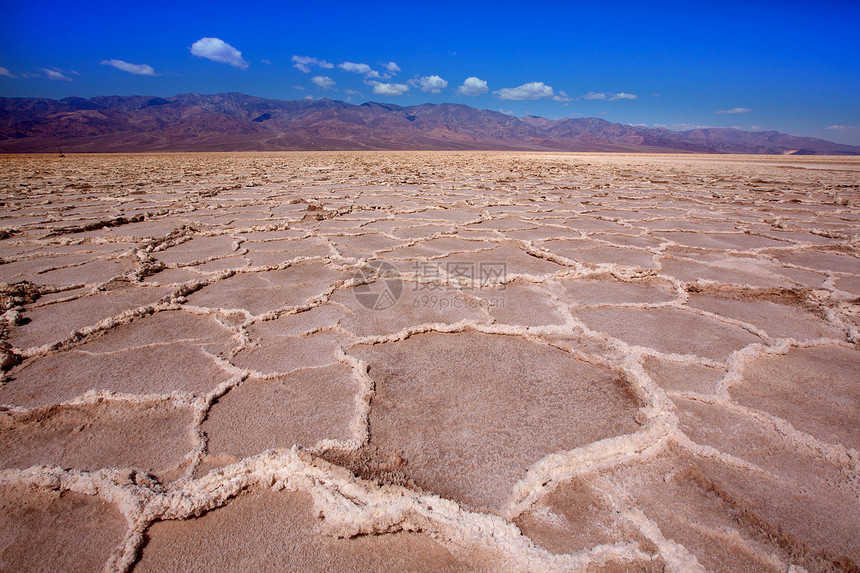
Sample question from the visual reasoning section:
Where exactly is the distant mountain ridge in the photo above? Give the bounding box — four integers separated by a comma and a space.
1, 92, 858, 155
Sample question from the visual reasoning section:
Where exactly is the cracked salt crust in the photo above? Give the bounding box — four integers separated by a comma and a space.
0, 152, 858, 572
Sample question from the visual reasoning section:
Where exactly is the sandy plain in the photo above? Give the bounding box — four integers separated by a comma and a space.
0, 151, 858, 572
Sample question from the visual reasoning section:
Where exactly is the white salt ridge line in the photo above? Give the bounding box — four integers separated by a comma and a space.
312, 347, 376, 452
0, 388, 198, 415
178, 354, 251, 484
823, 301, 860, 344
668, 392, 860, 495
671, 431, 788, 483
2, 387, 211, 483
670, 372, 860, 484
2, 245, 133, 262
348, 318, 583, 348
0, 464, 163, 573
346, 315, 678, 523
16, 303, 166, 358
565, 313, 728, 369
513, 305, 858, 502
685, 519, 791, 572
681, 305, 772, 341
759, 249, 860, 277
11, 262, 231, 355
716, 398, 859, 478
383, 242, 499, 262
166, 252, 252, 269
73, 334, 225, 357
500, 347, 680, 519
504, 421, 673, 521
215, 349, 344, 382
716, 337, 858, 395
656, 256, 809, 289
810, 228, 854, 240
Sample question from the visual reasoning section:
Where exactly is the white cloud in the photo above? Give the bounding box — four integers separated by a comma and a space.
495, 81, 555, 100
339, 61, 373, 74
100, 59, 157, 76
293, 85, 305, 90
583, 91, 606, 100
414, 75, 448, 94
583, 91, 637, 101
654, 122, 711, 130
262, 58, 271, 65
383, 61, 401, 73
552, 90, 571, 102
825, 125, 857, 131
456, 76, 488, 96
291, 55, 333, 73
715, 107, 751, 114
343, 89, 362, 96
371, 82, 409, 96
311, 75, 335, 90
40, 68, 72, 81
0, 66, 15, 78
191, 37, 248, 69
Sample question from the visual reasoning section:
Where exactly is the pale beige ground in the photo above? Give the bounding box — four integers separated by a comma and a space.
0, 152, 858, 572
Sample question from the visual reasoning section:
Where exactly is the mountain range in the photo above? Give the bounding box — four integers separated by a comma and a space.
1, 92, 858, 155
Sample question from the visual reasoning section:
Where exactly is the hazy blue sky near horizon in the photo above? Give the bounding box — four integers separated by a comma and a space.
1, 0, 858, 144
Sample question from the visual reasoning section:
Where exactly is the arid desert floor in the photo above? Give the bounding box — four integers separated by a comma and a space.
0, 152, 858, 572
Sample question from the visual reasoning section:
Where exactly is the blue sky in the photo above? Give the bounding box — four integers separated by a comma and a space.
1, 0, 858, 144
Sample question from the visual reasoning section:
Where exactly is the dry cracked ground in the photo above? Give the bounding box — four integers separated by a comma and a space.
0, 152, 858, 572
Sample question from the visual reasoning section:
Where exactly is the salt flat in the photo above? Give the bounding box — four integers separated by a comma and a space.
0, 152, 858, 572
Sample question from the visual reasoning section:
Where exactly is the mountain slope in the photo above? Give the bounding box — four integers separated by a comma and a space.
0, 93, 857, 155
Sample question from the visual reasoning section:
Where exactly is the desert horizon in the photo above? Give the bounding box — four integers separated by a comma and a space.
2, 93, 859, 155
